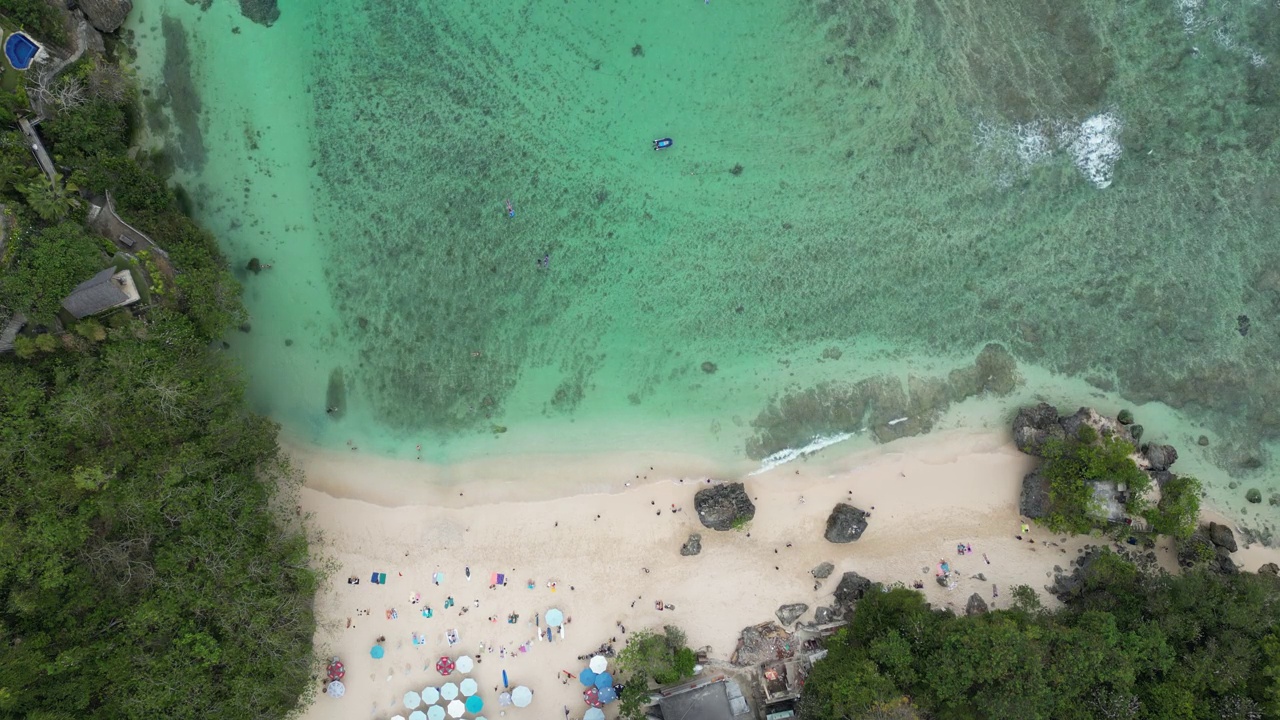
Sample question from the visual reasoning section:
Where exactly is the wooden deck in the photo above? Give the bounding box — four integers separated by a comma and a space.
17, 117, 55, 185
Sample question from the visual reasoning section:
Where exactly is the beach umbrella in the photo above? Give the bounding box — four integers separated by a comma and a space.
584, 709, 606, 720
404, 690, 422, 709
410, 712, 427, 720
502, 669, 509, 688
422, 687, 440, 704
465, 695, 483, 713
455, 655, 474, 674
391, 716, 406, 720
447, 699, 465, 718
583, 687, 602, 708
589, 655, 607, 674
370, 644, 386, 659
579, 668, 597, 687
594, 672, 613, 690
545, 608, 564, 627
512, 685, 533, 708
598, 685, 618, 704
427, 706, 446, 720
325, 680, 345, 698
498, 692, 513, 706
440, 682, 458, 700
459, 678, 478, 696
436, 656, 455, 676
327, 658, 346, 680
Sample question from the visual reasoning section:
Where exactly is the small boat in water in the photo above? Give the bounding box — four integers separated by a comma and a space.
653, 137, 673, 150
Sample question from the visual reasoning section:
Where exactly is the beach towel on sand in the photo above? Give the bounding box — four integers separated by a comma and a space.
370, 572, 387, 584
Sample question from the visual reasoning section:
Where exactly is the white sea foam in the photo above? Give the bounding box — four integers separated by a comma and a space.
1179, 0, 1203, 32
1064, 113, 1123, 189
1014, 123, 1053, 166
749, 432, 855, 476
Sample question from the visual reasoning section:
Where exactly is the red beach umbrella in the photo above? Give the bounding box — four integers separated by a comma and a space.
583, 687, 603, 708
327, 659, 345, 681
436, 655, 455, 676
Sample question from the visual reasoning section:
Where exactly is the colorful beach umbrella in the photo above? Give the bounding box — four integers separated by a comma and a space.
327, 658, 346, 680
427, 706, 446, 720
447, 699, 465, 718
436, 656, 455, 676
325, 680, 345, 698
465, 695, 483, 713
594, 672, 613, 690
455, 654, 474, 674
545, 608, 564, 627
589, 655, 607, 674
440, 682, 458, 700
370, 644, 386, 659
584, 709, 606, 720
498, 692, 512, 706
598, 685, 618, 704
422, 686, 440, 704
583, 687, 602, 708
409, 712, 427, 720
512, 685, 533, 708
579, 668, 597, 687
404, 690, 422, 709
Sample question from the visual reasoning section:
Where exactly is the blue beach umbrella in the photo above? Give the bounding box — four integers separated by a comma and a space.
465, 695, 483, 713
584, 709, 606, 720
598, 685, 618, 704
370, 644, 385, 659
545, 608, 564, 627
594, 672, 613, 690
579, 668, 597, 687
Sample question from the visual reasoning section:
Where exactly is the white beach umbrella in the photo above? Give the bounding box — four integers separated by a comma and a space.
511, 685, 533, 707
589, 655, 607, 674
440, 682, 459, 700
584, 709, 606, 720
404, 690, 422, 709
422, 686, 440, 704
447, 699, 465, 718
427, 707, 445, 720
454, 654, 474, 673
409, 712, 427, 720
391, 716, 406, 720
325, 680, 345, 698
459, 678, 478, 696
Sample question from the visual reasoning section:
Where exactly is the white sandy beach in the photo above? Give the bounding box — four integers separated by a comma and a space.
291, 430, 1272, 720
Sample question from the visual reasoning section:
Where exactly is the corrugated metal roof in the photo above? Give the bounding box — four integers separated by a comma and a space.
61, 268, 134, 319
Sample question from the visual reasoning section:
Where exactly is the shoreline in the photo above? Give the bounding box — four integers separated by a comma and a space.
289, 427, 1278, 720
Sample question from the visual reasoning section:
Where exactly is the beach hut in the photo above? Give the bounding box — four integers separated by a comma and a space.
455, 655, 474, 673
589, 655, 608, 674
511, 685, 533, 708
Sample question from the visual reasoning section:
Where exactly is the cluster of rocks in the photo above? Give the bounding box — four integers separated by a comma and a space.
1176, 522, 1240, 574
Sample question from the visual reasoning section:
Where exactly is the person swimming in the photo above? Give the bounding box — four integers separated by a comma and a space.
505, 199, 515, 218
537, 253, 550, 268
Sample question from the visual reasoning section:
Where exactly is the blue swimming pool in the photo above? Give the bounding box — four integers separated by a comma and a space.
5, 32, 40, 71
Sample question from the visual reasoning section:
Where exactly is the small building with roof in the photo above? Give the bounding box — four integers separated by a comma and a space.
653, 675, 752, 720
61, 267, 140, 319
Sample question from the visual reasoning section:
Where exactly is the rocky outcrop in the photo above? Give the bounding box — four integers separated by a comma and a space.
833, 571, 873, 609
1012, 402, 1064, 455
238, 0, 280, 26
80, 0, 133, 33
1208, 522, 1237, 553
679, 533, 702, 556
775, 603, 809, 626
965, 593, 989, 616
824, 504, 869, 543
811, 562, 835, 579
694, 482, 755, 531
813, 606, 837, 624
1259, 563, 1279, 576
1019, 469, 1052, 519
1143, 443, 1178, 471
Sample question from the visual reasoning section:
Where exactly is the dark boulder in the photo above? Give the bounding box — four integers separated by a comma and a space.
775, 603, 809, 626
1020, 469, 1052, 519
1259, 563, 1279, 576
1214, 546, 1238, 575
813, 606, 837, 624
1012, 402, 1063, 455
1208, 522, 1237, 553
694, 482, 755, 531
811, 562, 835, 579
965, 593, 989, 616
679, 533, 702, 556
80, 0, 133, 33
824, 503, 869, 543
1143, 443, 1178, 471
1247, 488, 1263, 504
238, 0, 280, 26
833, 571, 873, 608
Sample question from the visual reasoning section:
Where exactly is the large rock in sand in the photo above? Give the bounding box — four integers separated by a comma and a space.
965, 593, 989, 615
1012, 402, 1064, 455
811, 562, 835, 579
1144, 443, 1179, 471
679, 533, 702, 556
80, 0, 133, 33
1020, 469, 1052, 519
824, 503, 869, 543
833, 571, 873, 609
775, 603, 809, 626
694, 482, 755, 531
1208, 522, 1237, 553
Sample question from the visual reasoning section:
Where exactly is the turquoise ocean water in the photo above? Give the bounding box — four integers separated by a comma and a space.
130, 0, 1280, 527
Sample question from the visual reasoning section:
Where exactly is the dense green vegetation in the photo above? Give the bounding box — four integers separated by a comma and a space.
615, 625, 698, 719
0, 20, 317, 720
800, 552, 1280, 720
1038, 425, 1200, 539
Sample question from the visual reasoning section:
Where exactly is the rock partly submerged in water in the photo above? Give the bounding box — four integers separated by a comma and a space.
237, 0, 280, 26
326, 367, 346, 419
694, 482, 755, 531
